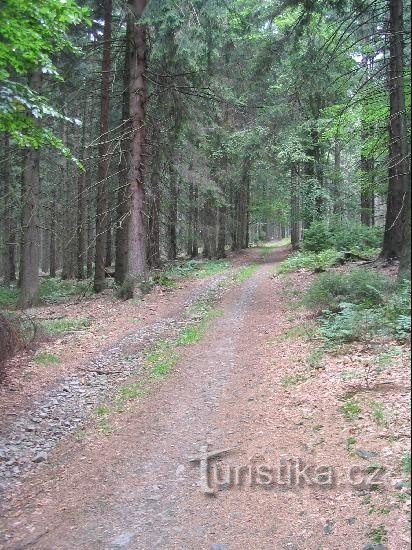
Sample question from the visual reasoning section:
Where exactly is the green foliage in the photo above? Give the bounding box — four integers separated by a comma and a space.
305, 269, 392, 309
369, 526, 388, 545
0, 287, 20, 308
235, 264, 259, 282
41, 318, 90, 335
280, 372, 310, 388
0, 279, 91, 309
278, 249, 344, 273
0, 0, 89, 149
302, 221, 333, 252
302, 222, 383, 254
341, 398, 361, 420
370, 402, 387, 427
34, 351, 60, 366
308, 274, 410, 344
146, 341, 179, 378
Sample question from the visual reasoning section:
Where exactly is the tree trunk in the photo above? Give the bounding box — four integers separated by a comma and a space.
2, 134, 16, 285
126, 0, 148, 291
382, 0, 409, 260
94, 0, 112, 292
77, 102, 88, 280
398, 180, 411, 280
360, 156, 375, 226
21, 72, 42, 307
147, 153, 161, 268
168, 166, 178, 261
49, 188, 57, 278
217, 205, 227, 259
115, 18, 132, 284
290, 164, 301, 250
332, 139, 343, 220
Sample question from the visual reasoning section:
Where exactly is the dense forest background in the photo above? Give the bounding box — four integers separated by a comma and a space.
0, 0, 410, 307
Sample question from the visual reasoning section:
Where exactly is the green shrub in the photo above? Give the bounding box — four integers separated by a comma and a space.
278, 249, 344, 273
321, 303, 386, 344
305, 269, 392, 309
331, 223, 383, 252
302, 222, 383, 254
302, 221, 333, 252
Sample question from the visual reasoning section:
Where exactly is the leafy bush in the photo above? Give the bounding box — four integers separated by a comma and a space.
302, 221, 383, 254
302, 221, 333, 252
278, 249, 344, 273
332, 223, 383, 252
305, 269, 392, 309
320, 303, 386, 344
306, 270, 410, 345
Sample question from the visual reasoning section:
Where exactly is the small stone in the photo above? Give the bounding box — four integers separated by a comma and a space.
324, 520, 335, 535
111, 532, 134, 548
32, 452, 48, 464
176, 464, 185, 476
356, 449, 378, 461
211, 545, 227, 550
347, 517, 357, 525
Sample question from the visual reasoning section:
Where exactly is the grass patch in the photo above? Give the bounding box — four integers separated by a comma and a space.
34, 351, 61, 366
307, 348, 325, 369
0, 279, 92, 309
280, 372, 310, 388
118, 382, 147, 404
346, 437, 357, 454
375, 346, 403, 371
403, 453, 411, 487
0, 287, 20, 308
146, 341, 179, 379
96, 405, 110, 417
235, 264, 259, 283
369, 526, 388, 545
370, 402, 387, 427
341, 398, 361, 421
41, 317, 91, 335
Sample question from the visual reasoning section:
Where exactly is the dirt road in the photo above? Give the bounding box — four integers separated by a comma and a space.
0, 247, 410, 549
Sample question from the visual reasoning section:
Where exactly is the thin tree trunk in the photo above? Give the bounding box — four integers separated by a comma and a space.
21, 72, 42, 307
290, 164, 301, 250
49, 188, 57, 278
115, 18, 132, 284
191, 183, 199, 258
332, 139, 343, 220
217, 204, 227, 259
361, 156, 375, 226
77, 102, 88, 280
94, 0, 112, 292
382, 0, 409, 260
2, 134, 16, 285
147, 153, 161, 268
126, 0, 148, 291
168, 166, 178, 261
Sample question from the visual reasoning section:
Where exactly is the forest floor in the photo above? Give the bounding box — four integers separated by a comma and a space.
0, 245, 410, 549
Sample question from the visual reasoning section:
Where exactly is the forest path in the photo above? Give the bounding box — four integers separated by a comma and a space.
1, 246, 408, 549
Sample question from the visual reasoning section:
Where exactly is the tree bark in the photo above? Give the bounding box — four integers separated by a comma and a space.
126, 0, 148, 291
167, 165, 178, 261
21, 72, 42, 307
49, 188, 57, 278
360, 156, 375, 226
2, 134, 16, 285
290, 164, 301, 250
94, 0, 112, 292
115, 17, 132, 284
382, 0, 409, 260
77, 102, 88, 280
